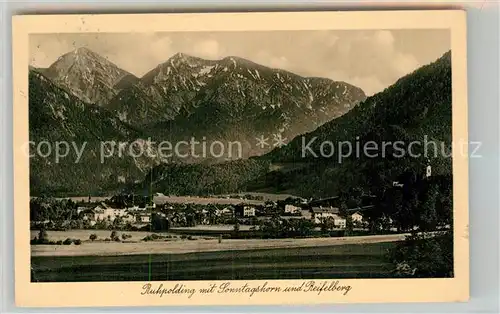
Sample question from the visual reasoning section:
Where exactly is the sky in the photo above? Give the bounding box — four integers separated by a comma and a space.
30, 29, 450, 96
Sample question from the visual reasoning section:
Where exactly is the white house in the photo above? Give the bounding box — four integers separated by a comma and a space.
139, 214, 151, 223
113, 208, 127, 217
243, 206, 256, 217
284, 204, 301, 214
311, 207, 340, 224
351, 212, 364, 223
300, 209, 312, 220
93, 203, 116, 222
93, 203, 136, 224
76, 206, 88, 215
216, 206, 234, 219
333, 215, 347, 228
127, 205, 142, 211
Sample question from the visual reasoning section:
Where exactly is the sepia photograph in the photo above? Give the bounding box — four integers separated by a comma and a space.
13, 11, 468, 306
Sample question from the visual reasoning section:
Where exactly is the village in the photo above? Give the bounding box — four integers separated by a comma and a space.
79, 196, 373, 230
30, 165, 441, 239
30, 191, 393, 238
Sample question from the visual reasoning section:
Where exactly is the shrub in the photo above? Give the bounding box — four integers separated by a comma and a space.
56, 240, 63, 245
89, 234, 98, 241
180, 235, 188, 239
63, 238, 72, 245
38, 229, 48, 242
33, 238, 51, 245
387, 231, 453, 278
143, 234, 170, 242
74, 239, 82, 245
104, 238, 111, 242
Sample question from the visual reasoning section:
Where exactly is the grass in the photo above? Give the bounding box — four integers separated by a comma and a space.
31, 242, 396, 282
30, 229, 173, 242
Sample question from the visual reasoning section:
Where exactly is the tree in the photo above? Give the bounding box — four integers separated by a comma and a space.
233, 220, 240, 233
320, 217, 335, 233
345, 216, 354, 236
388, 231, 453, 278
339, 201, 348, 217
207, 205, 217, 225
38, 228, 48, 242
298, 219, 314, 237
419, 183, 439, 231
113, 216, 124, 229
151, 214, 169, 232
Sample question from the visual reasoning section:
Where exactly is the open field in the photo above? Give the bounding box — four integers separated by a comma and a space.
41, 194, 279, 205
31, 241, 397, 282
50, 196, 111, 202
31, 233, 410, 257
43, 195, 261, 205
30, 229, 172, 242
170, 225, 253, 232
214, 192, 300, 201
153, 195, 265, 205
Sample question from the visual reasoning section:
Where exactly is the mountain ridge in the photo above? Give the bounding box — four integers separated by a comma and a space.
29, 47, 369, 193
103, 49, 367, 158
142, 50, 453, 198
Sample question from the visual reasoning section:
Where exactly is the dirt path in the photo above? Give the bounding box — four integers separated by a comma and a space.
31, 233, 411, 257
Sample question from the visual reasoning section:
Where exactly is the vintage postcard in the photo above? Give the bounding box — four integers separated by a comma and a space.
13, 10, 468, 307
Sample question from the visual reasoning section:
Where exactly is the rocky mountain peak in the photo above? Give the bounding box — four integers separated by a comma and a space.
43, 47, 136, 105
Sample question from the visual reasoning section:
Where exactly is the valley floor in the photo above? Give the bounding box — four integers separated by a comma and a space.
31, 241, 397, 282
30, 233, 409, 257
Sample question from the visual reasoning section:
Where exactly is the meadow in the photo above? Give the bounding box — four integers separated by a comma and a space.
31, 242, 397, 282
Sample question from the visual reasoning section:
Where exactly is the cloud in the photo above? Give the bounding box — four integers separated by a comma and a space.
331, 70, 387, 97
88, 34, 175, 76
29, 30, 449, 94
315, 30, 421, 95
254, 51, 290, 69
192, 39, 222, 59
392, 53, 419, 76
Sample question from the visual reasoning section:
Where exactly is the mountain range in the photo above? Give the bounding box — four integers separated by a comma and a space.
141, 51, 453, 198
108, 53, 366, 158
29, 48, 367, 195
